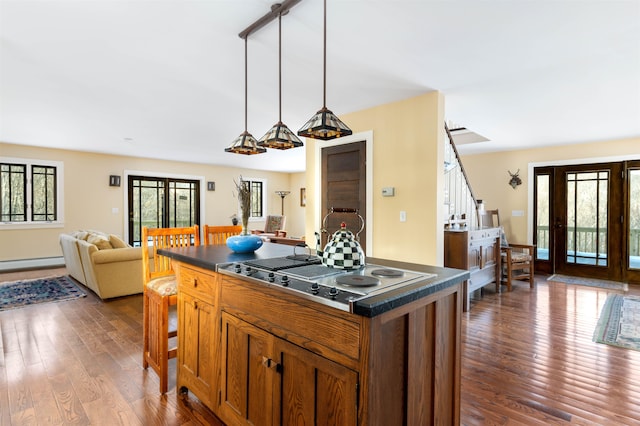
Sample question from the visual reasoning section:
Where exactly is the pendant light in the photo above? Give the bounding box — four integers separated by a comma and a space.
297, 0, 352, 140
225, 37, 266, 155
258, 12, 303, 150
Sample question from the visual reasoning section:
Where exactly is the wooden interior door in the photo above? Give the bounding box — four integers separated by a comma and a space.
321, 142, 367, 250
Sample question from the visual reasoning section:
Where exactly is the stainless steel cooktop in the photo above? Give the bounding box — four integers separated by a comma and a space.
217, 256, 437, 312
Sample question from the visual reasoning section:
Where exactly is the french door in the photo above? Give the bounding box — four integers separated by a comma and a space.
534, 160, 640, 283
127, 176, 200, 246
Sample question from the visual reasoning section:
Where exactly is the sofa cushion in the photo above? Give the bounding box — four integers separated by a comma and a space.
87, 233, 113, 250
109, 234, 129, 249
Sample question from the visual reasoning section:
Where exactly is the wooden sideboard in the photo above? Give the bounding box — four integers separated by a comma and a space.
444, 227, 501, 311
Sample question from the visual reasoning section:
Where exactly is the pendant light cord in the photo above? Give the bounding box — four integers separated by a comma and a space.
244, 37, 248, 132
278, 13, 282, 122
323, 0, 327, 108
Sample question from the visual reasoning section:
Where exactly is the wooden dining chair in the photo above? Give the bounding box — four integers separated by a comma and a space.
141, 225, 200, 393
203, 224, 242, 245
479, 208, 535, 290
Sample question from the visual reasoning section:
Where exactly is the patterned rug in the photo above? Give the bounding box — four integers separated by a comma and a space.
593, 294, 640, 351
548, 274, 628, 291
0, 275, 86, 311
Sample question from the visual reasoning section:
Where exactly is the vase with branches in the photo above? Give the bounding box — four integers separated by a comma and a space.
234, 176, 251, 235
226, 177, 262, 253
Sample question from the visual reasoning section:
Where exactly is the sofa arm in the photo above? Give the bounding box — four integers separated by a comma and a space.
91, 247, 142, 264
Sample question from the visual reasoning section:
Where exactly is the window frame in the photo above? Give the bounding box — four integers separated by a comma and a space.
240, 177, 267, 222
0, 157, 65, 230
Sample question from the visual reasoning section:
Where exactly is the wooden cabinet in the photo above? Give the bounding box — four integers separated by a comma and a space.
444, 227, 501, 311
176, 263, 219, 407
219, 312, 358, 426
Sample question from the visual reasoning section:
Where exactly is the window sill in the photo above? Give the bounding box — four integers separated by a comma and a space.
0, 222, 65, 231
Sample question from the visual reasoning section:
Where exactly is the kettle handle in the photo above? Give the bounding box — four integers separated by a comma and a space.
322, 207, 365, 240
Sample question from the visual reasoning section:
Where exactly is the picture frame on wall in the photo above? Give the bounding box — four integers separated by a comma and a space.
300, 188, 306, 207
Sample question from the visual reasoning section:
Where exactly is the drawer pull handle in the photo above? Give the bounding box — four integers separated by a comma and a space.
193, 278, 198, 287
194, 301, 198, 310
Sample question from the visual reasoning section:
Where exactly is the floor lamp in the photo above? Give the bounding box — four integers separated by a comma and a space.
275, 191, 290, 215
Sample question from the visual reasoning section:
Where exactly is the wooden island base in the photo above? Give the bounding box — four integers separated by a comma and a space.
162, 244, 466, 425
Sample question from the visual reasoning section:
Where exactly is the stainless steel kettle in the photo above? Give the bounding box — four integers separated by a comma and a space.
315, 208, 365, 269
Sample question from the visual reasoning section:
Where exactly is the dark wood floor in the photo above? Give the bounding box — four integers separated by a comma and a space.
1, 269, 639, 425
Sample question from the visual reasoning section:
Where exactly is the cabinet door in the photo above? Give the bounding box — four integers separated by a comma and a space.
178, 292, 215, 406
275, 338, 358, 426
219, 312, 275, 426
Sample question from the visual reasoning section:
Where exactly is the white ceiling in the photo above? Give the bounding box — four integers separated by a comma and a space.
1, 1, 639, 173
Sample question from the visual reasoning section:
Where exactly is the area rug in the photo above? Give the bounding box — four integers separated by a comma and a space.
548, 274, 628, 291
593, 294, 640, 351
0, 275, 86, 311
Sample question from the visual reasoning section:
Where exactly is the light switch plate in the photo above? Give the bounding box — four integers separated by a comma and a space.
512, 210, 525, 217
382, 187, 395, 197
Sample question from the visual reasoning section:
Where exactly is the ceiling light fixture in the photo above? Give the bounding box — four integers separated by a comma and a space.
225, 37, 266, 155
297, 0, 352, 141
258, 11, 303, 150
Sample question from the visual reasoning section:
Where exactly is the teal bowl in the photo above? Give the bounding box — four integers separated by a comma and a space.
226, 234, 263, 253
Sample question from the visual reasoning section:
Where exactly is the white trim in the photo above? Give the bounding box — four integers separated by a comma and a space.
123, 170, 206, 242
527, 154, 640, 242
0, 256, 65, 272
0, 156, 65, 230
314, 130, 374, 255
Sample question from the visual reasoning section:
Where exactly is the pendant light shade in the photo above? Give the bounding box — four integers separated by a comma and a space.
258, 13, 303, 150
225, 38, 266, 155
298, 0, 352, 140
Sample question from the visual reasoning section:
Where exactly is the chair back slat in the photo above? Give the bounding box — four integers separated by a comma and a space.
141, 226, 200, 283
203, 225, 243, 245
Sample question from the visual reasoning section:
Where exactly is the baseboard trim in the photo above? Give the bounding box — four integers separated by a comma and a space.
0, 257, 65, 272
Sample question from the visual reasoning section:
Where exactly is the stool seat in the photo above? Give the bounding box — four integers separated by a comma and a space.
147, 276, 177, 296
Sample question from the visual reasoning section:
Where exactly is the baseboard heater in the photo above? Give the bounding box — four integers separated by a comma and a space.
0, 256, 65, 272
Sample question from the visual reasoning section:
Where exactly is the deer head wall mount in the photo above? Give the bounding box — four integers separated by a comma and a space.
508, 169, 522, 189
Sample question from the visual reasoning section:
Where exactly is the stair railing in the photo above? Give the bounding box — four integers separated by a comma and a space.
444, 123, 479, 229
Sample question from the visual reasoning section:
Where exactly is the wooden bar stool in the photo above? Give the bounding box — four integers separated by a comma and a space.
141, 225, 200, 393
203, 224, 242, 245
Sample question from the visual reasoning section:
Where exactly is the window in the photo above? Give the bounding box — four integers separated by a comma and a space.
241, 178, 266, 221
0, 158, 64, 228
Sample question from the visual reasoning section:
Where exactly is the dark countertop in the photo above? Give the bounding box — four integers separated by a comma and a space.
159, 243, 469, 317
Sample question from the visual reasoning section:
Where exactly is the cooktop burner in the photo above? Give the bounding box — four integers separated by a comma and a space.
336, 275, 380, 287
370, 268, 404, 278
244, 256, 320, 271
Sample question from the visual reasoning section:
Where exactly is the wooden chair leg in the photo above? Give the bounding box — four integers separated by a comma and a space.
159, 294, 170, 394
142, 290, 149, 369
529, 264, 535, 288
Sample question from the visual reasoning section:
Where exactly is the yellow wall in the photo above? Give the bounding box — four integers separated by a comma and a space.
0, 142, 303, 263
461, 137, 640, 244
305, 92, 445, 265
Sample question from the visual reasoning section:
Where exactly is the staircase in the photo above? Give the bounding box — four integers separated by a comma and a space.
443, 123, 478, 229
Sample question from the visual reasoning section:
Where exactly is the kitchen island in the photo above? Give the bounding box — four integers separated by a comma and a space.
160, 242, 468, 425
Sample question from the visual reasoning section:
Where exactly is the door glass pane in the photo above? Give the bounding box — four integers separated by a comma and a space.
566, 171, 608, 266
630, 170, 640, 269
169, 180, 197, 227
536, 174, 550, 260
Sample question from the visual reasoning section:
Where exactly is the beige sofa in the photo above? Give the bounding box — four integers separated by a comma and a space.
59, 230, 144, 299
